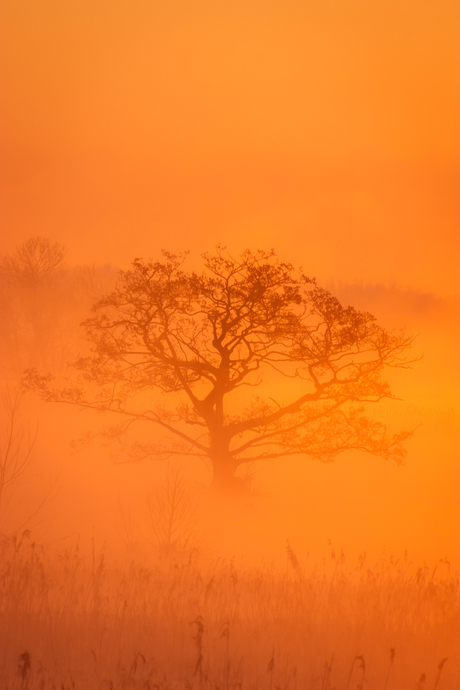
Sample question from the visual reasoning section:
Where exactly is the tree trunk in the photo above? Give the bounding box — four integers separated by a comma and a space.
210, 452, 249, 493
211, 458, 237, 490
208, 432, 244, 491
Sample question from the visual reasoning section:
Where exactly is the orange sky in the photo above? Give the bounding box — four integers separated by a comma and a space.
2, 0, 459, 295
1, 0, 459, 568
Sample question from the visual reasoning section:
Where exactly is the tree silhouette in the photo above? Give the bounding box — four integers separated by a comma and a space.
0, 386, 54, 535
0, 237, 66, 282
25, 247, 416, 490
0, 237, 66, 371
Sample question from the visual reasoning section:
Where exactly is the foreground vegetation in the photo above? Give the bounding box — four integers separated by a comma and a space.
0, 533, 458, 690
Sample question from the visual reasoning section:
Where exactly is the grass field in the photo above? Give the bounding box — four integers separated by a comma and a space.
1, 532, 458, 690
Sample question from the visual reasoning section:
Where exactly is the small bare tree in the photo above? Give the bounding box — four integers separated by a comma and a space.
146, 462, 197, 556
0, 388, 38, 535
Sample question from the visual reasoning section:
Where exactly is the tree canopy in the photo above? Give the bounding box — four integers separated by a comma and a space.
25, 247, 416, 490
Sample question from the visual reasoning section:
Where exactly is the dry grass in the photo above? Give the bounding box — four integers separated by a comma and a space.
0, 533, 458, 690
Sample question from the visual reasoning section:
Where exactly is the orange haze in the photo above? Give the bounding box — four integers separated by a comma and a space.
1, 0, 459, 669
3, 1, 459, 290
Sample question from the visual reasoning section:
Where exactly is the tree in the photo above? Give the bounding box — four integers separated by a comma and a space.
0, 387, 50, 536
0, 237, 66, 371
25, 247, 416, 490
0, 239, 117, 378
146, 461, 198, 556
0, 388, 35, 532
0, 236, 66, 283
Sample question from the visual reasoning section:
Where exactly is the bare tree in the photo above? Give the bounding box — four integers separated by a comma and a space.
25, 247, 417, 490
146, 462, 197, 555
0, 388, 38, 535
0, 237, 66, 371
0, 237, 66, 283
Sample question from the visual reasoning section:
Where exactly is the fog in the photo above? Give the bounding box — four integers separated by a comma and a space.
2, 0, 459, 687
1, 255, 458, 687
